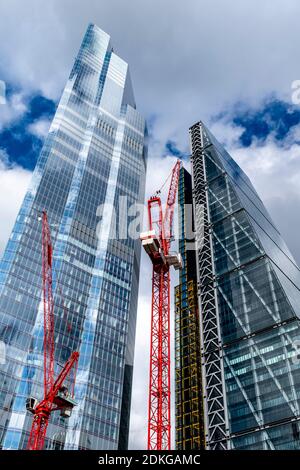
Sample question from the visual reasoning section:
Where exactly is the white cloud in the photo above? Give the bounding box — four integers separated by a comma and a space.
210, 120, 244, 149
0, 92, 27, 130
0, 149, 11, 168
0, 162, 31, 257
28, 118, 51, 138
0, 0, 299, 142
0, 80, 6, 104
229, 138, 300, 265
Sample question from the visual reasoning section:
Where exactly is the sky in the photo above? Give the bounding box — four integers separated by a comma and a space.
1, 0, 300, 449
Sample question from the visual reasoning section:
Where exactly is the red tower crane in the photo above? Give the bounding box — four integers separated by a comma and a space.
140, 159, 182, 450
26, 211, 79, 450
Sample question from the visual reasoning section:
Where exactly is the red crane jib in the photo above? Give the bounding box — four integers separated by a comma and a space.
142, 159, 181, 450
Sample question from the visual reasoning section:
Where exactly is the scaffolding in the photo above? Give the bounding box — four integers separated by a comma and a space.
175, 280, 205, 449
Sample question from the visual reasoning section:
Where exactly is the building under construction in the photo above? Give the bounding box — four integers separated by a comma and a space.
173, 120, 300, 450
175, 167, 205, 450
189, 121, 300, 449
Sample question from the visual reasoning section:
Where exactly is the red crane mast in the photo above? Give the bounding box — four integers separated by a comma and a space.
26, 211, 79, 450
141, 160, 182, 450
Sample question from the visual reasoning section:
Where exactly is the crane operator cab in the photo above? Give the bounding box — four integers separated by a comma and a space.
54, 386, 77, 418
26, 397, 38, 414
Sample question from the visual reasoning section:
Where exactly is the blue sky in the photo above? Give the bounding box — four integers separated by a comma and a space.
3, 86, 300, 170
221, 97, 300, 148
0, 90, 56, 169
1, 0, 300, 450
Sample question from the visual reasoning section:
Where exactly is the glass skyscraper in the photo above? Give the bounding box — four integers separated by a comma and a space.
0, 24, 147, 450
188, 120, 300, 449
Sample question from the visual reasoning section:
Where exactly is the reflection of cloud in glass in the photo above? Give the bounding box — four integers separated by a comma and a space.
0, 341, 6, 364
0, 80, 6, 104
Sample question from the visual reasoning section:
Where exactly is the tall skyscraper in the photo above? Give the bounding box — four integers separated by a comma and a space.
175, 167, 205, 449
186, 121, 300, 449
0, 24, 147, 450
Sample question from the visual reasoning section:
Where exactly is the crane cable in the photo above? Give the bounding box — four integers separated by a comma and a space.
153, 166, 173, 197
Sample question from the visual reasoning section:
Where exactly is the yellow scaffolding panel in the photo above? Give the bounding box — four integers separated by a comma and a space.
175, 279, 205, 449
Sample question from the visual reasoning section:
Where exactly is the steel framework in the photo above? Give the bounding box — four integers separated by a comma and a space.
190, 122, 229, 449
